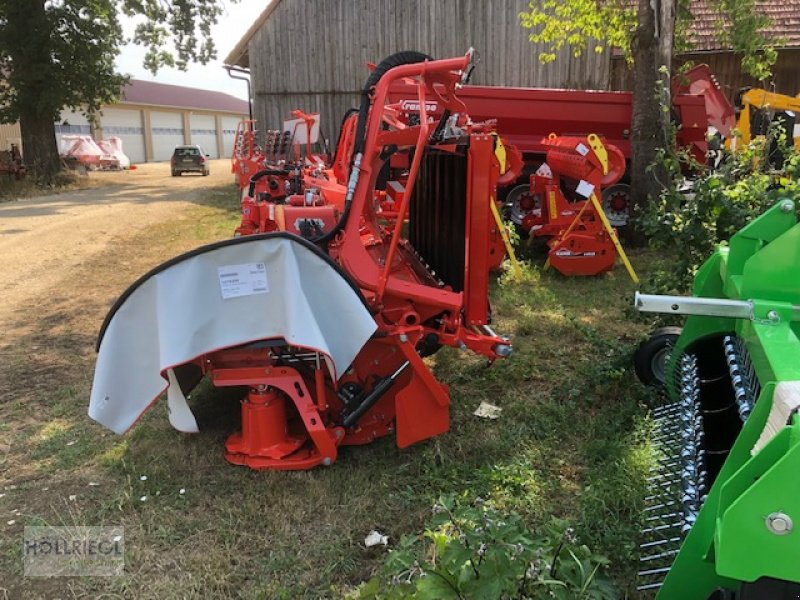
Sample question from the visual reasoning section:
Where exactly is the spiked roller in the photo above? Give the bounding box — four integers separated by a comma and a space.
634, 197, 800, 599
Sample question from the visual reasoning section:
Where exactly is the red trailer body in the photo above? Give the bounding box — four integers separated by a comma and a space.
388, 82, 709, 164
389, 78, 710, 227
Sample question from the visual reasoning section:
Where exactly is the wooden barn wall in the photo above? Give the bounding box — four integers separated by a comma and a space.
0, 123, 22, 151
609, 49, 800, 100
247, 0, 612, 138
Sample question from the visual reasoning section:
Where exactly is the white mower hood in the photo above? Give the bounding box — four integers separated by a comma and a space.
90, 234, 377, 434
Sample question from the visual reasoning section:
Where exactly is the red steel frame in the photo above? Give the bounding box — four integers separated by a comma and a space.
197, 52, 511, 470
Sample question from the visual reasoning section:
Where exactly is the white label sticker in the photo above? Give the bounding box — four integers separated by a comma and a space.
576, 179, 595, 198
217, 263, 269, 299
576, 143, 590, 156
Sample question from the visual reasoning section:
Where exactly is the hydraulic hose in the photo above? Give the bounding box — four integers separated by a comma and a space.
311, 51, 433, 244
332, 107, 359, 159
352, 51, 433, 156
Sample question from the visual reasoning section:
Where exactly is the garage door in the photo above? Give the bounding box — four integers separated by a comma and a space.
150, 111, 184, 161
55, 109, 91, 136
221, 116, 242, 158
100, 108, 145, 164
190, 114, 218, 158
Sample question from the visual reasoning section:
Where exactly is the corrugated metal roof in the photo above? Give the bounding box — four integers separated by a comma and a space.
119, 79, 249, 114
685, 0, 800, 51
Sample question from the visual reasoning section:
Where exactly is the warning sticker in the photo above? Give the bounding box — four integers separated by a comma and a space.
217, 263, 269, 299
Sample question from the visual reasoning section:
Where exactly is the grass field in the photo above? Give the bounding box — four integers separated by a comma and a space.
0, 187, 664, 598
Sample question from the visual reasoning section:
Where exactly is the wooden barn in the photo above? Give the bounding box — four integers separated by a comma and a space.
225, 0, 800, 136
223, 0, 611, 135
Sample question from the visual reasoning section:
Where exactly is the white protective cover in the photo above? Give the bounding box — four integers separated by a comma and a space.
90, 236, 377, 434
58, 135, 103, 162
98, 137, 131, 169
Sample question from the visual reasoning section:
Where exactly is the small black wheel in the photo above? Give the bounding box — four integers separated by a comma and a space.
634, 326, 682, 386
172, 170, 179, 177
416, 332, 442, 358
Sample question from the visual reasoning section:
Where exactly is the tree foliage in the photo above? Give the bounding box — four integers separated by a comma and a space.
121, 0, 224, 74
0, 0, 228, 180
714, 0, 779, 80
519, 0, 635, 64
637, 125, 800, 292
519, 0, 779, 80
0, 1, 125, 125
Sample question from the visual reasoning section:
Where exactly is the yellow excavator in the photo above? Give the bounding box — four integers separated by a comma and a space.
730, 87, 800, 153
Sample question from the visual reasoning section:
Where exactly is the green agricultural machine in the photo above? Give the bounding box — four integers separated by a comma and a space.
633, 198, 800, 598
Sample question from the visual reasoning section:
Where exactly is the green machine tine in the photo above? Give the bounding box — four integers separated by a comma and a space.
653, 197, 800, 598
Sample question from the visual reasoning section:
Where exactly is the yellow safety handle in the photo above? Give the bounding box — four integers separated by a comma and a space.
589, 192, 639, 284
587, 133, 608, 175
489, 198, 521, 278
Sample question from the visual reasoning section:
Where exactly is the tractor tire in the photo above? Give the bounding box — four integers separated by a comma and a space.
634, 326, 682, 386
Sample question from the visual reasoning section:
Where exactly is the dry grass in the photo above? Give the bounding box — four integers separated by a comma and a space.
0, 188, 663, 598
0, 170, 113, 202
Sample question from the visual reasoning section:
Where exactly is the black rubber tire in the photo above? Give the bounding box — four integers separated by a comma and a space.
634, 326, 683, 386
172, 171, 179, 177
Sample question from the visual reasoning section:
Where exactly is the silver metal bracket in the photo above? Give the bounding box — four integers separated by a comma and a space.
635, 293, 800, 322
634, 292, 754, 319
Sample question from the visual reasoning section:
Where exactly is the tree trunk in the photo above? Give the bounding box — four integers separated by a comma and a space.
19, 111, 61, 182
8, 0, 63, 183
630, 0, 676, 240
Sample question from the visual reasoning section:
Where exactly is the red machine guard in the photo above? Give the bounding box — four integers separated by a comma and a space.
394, 339, 450, 448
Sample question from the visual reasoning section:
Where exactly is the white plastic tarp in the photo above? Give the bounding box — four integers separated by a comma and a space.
59, 135, 103, 162
90, 236, 376, 435
98, 137, 131, 169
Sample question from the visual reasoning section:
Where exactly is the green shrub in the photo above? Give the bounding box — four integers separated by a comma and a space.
350, 495, 618, 600
636, 122, 800, 293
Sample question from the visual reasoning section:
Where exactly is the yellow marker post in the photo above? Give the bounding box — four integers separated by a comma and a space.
588, 192, 639, 284
489, 198, 522, 278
